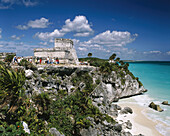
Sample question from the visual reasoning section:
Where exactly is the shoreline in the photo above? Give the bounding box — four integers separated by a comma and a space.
114, 97, 166, 136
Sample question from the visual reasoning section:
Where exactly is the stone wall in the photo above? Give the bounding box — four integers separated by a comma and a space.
55, 38, 73, 48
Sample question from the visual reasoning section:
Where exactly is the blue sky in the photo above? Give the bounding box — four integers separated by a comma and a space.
0, 0, 170, 60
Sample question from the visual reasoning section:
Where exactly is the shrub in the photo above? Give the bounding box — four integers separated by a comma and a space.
19, 59, 37, 70
4, 54, 15, 62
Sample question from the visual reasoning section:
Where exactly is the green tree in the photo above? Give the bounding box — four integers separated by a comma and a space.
115, 57, 120, 62
88, 53, 92, 57
109, 53, 116, 60
0, 64, 26, 114
119, 60, 124, 65
5, 55, 15, 62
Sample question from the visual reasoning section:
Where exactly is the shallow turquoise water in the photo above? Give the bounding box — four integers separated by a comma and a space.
128, 61, 170, 101
128, 62, 170, 135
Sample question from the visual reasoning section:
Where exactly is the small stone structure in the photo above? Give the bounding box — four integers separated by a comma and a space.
0, 52, 16, 61
34, 38, 79, 64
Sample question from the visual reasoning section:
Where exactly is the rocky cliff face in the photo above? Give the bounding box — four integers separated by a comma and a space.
22, 65, 146, 136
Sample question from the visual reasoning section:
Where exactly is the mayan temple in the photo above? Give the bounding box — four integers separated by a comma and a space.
34, 38, 79, 64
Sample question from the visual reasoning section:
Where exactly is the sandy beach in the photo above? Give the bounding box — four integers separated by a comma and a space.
116, 102, 163, 136
110, 95, 170, 136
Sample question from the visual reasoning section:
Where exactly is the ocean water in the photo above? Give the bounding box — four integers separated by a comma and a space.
128, 61, 170, 135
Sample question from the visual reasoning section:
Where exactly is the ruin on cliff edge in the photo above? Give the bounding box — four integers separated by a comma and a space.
34, 38, 79, 64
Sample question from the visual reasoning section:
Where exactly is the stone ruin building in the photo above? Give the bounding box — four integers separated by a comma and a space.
34, 38, 79, 64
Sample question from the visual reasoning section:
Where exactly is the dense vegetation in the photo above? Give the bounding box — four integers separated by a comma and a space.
0, 64, 116, 135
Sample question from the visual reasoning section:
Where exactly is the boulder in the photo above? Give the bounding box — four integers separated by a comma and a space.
114, 123, 122, 132
162, 101, 170, 106
149, 102, 163, 112
25, 69, 34, 78
125, 120, 132, 129
49, 128, 65, 136
120, 107, 133, 114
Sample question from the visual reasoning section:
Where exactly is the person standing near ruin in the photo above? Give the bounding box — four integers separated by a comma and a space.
40, 58, 42, 64
56, 57, 59, 64
47, 56, 50, 64
13, 56, 18, 63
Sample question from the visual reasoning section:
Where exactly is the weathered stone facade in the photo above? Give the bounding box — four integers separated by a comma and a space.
34, 38, 79, 64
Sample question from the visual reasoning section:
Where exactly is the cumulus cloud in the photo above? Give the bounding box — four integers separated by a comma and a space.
35, 15, 93, 41
16, 17, 51, 30
0, 28, 2, 38
166, 51, 170, 55
0, 0, 38, 9
11, 34, 24, 40
84, 30, 138, 47
35, 29, 65, 41
72, 30, 138, 58
60, 15, 93, 37
78, 47, 87, 51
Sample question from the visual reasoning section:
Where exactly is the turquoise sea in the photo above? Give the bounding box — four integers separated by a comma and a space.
128, 61, 170, 135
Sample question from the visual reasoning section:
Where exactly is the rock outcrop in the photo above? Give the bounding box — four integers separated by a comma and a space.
149, 102, 163, 112
162, 101, 170, 106
22, 65, 147, 136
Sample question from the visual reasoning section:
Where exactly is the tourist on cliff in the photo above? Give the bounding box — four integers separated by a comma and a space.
29, 57, 33, 63
13, 56, 18, 63
47, 56, 50, 64
52, 57, 55, 64
40, 58, 42, 64
56, 57, 59, 64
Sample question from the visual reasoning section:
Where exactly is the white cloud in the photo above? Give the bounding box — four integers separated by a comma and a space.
85, 30, 137, 47
0, 28, 2, 38
144, 50, 162, 54
22, 0, 37, 7
35, 29, 65, 41
149, 50, 161, 54
27, 17, 51, 28
0, 0, 38, 9
0, 45, 3, 47
60, 15, 93, 37
78, 47, 87, 51
166, 51, 170, 55
16, 25, 28, 30
16, 17, 51, 30
35, 15, 94, 41
11, 34, 24, 40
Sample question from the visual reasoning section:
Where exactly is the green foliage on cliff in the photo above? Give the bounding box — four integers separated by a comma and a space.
4, 54, 15, 62
19, 59, 37, 70
0, 64, 116, 135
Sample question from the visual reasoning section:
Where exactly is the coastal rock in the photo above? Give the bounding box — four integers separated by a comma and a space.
149, 102, 163, 112
120, 107, 133, 114
25, 69, 34, 78
125, 120, 132, 129
114, 123, 122, 132
49, 128, 65, 136
162, 101, 170, 106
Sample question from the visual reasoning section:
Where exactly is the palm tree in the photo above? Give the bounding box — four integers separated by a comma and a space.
119, 60, 124, 66
109, 53, 116, 60
115, 57, 120, 62
0, 64, 25, 113
88, 53, 92, 57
